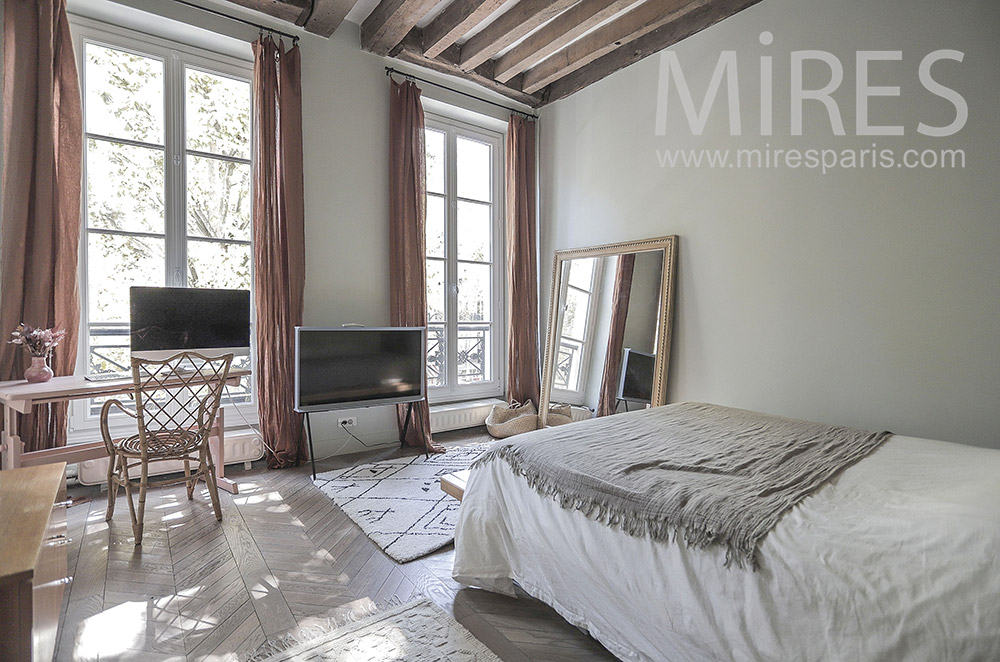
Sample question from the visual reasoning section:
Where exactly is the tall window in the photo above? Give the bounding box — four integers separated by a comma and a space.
552, 258, 603, 402
72, 20, 253, 422
424, 115, 504, 402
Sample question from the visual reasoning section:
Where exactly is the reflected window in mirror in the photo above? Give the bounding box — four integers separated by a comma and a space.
423, 113, 505, 402
552, 257, 604, 403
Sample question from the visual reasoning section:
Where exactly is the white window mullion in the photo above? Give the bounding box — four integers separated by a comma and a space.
164, 50, 185, 287
445, 126, 460, 391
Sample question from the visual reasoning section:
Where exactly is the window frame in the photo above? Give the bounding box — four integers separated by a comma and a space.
423, 111, 506, 404
67, 16, 257, 440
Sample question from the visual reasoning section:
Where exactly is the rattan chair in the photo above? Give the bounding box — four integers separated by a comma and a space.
100, 351, 234, 545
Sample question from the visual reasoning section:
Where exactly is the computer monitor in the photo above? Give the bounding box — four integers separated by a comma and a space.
129, 287, 251, 360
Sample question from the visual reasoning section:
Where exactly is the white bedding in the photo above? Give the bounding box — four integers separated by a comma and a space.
453, 435, 1000, 661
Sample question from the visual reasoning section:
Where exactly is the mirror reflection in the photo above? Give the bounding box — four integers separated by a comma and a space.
546, 247, 668, 422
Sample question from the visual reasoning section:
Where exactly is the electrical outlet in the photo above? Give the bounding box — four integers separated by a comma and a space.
338, 416, 357, 428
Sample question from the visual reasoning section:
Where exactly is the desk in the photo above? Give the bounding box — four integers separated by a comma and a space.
0, 369, 249, 494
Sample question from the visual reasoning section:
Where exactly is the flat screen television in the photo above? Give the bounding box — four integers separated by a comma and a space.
294, 327, 425, 412
130, 287, 251, 360
617, 348, 655, 405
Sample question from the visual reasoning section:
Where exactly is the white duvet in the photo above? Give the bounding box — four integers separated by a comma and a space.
453, 435, 1000, 661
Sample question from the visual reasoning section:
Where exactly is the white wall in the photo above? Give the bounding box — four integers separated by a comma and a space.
539, 0, 1000, 448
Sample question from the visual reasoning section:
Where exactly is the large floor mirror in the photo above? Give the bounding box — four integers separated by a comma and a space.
539, 236, 678, 427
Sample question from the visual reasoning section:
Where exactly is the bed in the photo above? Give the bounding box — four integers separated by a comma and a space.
452, 403, 1000, 661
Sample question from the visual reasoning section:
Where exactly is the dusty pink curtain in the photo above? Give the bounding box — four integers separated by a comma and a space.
596, 253, 636, 417
252, 37, 306, 469
505, 115, 539, 406
389, 79, 439, 453
0, 0, 82, 452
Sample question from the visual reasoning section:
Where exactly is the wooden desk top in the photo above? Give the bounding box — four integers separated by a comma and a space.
0, 464, 66, 584
0, 369, 250, 413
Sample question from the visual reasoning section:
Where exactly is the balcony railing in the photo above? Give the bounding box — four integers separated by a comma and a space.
86, 323, 252, 416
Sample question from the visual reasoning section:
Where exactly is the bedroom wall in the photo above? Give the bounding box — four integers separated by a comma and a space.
538, 0, 1000, 448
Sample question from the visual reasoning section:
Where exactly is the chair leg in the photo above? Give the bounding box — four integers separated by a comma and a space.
134, 460, 148, 544
183, 459, 194, 500
122, 463, 139, 542
203, 449, 223, 522
106, 453, 119, 521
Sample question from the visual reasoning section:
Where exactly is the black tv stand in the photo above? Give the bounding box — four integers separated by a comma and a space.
303, 401, 427, 480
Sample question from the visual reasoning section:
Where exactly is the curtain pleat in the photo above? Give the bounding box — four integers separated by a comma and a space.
388, 79, 439, 453
596, 253, 636, 417
505, 115, 539, 406
0, 0, 82, 452
252, 37, 306, 468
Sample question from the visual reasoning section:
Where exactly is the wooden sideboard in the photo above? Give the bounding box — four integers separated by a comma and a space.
0, 464, 69, 662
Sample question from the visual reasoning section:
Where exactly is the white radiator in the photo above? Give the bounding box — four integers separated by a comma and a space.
77, 433, 264, 486
428, 399, 593, 432
429, 399, 503, 433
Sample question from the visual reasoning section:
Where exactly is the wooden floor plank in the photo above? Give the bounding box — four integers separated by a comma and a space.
55, 427, 617, 661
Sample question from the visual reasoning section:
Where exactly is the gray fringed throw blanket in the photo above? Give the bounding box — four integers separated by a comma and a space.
473, 402, 890, 569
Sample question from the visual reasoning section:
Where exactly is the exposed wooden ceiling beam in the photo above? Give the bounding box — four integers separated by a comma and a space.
522, 0, 710, 94
223, 0, 312, 24
458, 0, 577, 72
422, 0, 507, 60
295, 0, 360, 37
362, 0, 441, 55
541, 0, 765, 105
493, 0, 635, 84
392, 33, 543, 107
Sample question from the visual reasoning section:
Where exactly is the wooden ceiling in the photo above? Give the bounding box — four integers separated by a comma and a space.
223, 0, 764, 107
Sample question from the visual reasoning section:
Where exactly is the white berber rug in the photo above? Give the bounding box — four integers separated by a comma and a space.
260, 598, 501, 662
312, 442, 492, 562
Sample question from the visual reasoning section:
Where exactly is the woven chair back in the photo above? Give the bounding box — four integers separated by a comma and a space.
130, 352, 234, 455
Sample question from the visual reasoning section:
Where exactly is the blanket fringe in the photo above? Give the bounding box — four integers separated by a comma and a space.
474, 446, 759, 569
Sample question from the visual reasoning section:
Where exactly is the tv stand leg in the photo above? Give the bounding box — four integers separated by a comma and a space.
305, 412, 317, 480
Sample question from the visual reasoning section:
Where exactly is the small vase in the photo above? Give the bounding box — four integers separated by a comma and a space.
24, 356, 54, 383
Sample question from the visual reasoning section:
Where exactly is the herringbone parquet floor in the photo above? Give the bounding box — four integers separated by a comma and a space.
55, 428, 618, 661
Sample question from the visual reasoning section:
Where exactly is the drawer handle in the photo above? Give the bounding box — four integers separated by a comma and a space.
35, 576, 73, 590
53, 500, 73, 508
44, 536, 72, 547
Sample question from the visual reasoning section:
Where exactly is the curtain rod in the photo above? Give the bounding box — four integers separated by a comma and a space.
171, 0, 301, 44
385, 67, 538, 120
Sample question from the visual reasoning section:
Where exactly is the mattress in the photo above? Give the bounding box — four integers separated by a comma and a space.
452, 434, 1000, 661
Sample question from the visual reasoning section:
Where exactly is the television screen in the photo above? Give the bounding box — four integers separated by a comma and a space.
130, 287, 250, 356
617, 348, 655, 404
295, 327, 425, 412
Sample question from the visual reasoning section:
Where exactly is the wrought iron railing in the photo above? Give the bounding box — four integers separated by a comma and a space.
86, 323, 252, 416
425, 324, 490, 387
554, 340, 583, 392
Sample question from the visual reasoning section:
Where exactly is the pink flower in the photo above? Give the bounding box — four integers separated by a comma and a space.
7, 323, 66, 357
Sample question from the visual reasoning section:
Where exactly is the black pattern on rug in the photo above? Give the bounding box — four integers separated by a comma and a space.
312, 442, 493, 562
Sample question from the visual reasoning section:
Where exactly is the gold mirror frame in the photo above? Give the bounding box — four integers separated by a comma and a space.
539, 236, 678, 427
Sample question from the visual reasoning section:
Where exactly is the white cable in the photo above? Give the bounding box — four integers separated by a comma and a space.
222, 385, 396, 466
223, 383, 279, 456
